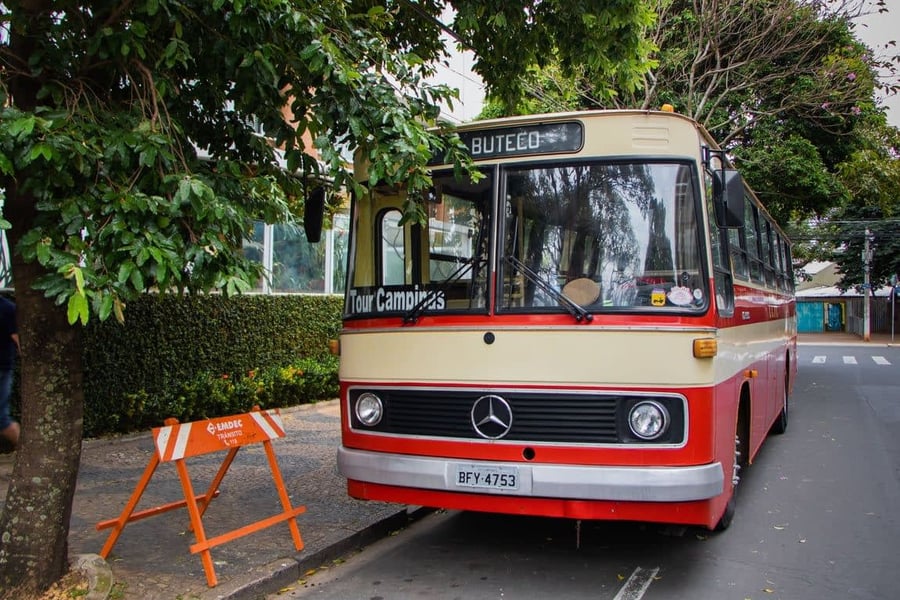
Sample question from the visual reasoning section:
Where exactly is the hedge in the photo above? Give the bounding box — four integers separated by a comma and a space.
78, 294, 343, 437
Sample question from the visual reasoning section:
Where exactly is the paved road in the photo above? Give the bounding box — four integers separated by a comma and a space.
273, 343, 900, 600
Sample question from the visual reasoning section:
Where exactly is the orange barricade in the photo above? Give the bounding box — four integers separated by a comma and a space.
96, 406, 305, 587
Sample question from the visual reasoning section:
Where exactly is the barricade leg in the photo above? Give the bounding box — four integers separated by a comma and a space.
174, 458, 218, 587
98, 452, 161, 559
262, 439, 304, 551
186, 446, 240, 532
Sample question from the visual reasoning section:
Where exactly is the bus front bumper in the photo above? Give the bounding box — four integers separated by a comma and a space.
337, 446, 724, 503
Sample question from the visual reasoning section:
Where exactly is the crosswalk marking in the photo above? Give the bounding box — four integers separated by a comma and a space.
809, 355, 892, 366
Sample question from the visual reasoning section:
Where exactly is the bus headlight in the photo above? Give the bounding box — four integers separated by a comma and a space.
628, 401, 669, 440
355, 393, 384, 426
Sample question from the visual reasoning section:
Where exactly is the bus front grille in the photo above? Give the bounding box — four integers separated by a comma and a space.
348, 388, 686, 445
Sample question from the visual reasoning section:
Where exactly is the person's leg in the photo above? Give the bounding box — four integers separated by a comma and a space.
0, 369, 19, 449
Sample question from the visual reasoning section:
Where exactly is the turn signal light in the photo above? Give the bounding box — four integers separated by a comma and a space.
693, 338, 718, 358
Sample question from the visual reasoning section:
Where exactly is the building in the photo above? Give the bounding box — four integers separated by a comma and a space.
796, 261, 898, 334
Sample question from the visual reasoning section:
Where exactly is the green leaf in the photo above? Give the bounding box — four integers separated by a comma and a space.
67, 292, 90, 325
7, 116, 35, 138
29, 143, 54, 162
98, 294, 114, 321
139, 146, 157, 167
130, 21, 148, 38
130, 267, 145, 291
224, 275, 251, 296
117, 262, 134, 285
36, 239, 52, 264
175, 177, 192, 205
0, 153, 13, 176
73, 266, 85, 294
190, 178, 207, 198
136, 246, 150, 267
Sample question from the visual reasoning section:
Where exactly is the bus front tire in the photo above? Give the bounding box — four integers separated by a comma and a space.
715, 418, 746, 532
714, 493, 736, 531
771, 380, 789, 435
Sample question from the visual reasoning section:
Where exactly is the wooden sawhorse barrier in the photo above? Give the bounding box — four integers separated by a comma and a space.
96, 406, 305, 587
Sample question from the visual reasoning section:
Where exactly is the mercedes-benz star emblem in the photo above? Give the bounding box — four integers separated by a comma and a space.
471, 395, 513, 439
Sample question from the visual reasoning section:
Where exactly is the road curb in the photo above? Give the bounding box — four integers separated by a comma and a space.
198, 506, 435, 600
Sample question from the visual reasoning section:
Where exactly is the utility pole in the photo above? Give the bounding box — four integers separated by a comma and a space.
862, 229, 874, 342
892, 273, 897, 344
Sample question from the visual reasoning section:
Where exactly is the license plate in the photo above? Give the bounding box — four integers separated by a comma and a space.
453, 464, 519, 490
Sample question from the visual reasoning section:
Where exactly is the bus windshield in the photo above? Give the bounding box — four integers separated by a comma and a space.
344, 160, 708, 319
502, 161, 707, 312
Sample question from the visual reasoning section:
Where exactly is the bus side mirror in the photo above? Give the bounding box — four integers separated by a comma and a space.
713, 169, 745, 228
304, 186, 326, 243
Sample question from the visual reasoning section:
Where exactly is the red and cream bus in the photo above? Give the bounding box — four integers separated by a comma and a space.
335, 109, 796, 530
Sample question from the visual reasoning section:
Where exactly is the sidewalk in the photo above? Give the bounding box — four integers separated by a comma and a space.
798, 331, 897, 346
1, 400, 420, 600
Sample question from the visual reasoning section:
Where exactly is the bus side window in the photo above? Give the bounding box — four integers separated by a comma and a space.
706, 174, 734, 316
745, 202, 763, 284
379, 208, 406, 286
728, 227, 749, 280
711, 227, 734, 316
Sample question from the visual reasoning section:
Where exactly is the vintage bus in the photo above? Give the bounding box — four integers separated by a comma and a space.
334, 109, 797, 531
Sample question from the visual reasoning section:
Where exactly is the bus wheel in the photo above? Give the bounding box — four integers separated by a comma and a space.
771, 378, 789, 435
716, 495, 736, 532
714, 432, 741, 531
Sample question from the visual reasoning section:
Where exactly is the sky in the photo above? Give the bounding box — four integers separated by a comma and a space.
855, 0, 900, 126
433, 45, 485, 124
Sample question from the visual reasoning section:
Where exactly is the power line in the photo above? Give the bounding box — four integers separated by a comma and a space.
398, 0, 465, 46
806, 219, 900, 224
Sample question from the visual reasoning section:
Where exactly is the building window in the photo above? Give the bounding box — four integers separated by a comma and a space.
244, 211, 350, 294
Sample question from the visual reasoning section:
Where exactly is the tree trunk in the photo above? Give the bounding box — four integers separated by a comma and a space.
0, 264, 84, 595
0, 3, 84, 594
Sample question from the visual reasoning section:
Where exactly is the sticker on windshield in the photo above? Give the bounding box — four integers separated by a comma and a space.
667, 286, 694, 307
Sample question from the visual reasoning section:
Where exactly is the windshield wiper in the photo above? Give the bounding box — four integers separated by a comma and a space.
505, 255, 593, 323
404, 210, 489, 325
402, 257, 480, 324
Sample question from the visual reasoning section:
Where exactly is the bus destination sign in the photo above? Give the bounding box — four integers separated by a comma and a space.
438, 122, 584, 163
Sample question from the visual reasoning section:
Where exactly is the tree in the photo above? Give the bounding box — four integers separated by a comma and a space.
827, 121, 900, 290
480, 0, 892, 227
0, 0, 653, 594
450, 0, 657, 112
